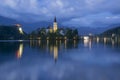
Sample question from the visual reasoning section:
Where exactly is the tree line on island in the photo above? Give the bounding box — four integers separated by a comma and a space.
30, 27, 79, 40
0, 25, 79, 40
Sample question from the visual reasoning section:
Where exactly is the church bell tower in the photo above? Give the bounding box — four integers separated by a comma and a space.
53, 17, 58, 32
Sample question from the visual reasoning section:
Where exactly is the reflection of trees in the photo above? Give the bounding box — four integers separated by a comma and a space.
30, 27, 79, 40
0, 42, 20, 54
94, 37, 120, 47
0, 42, 24, 62
29, 40, 79, 62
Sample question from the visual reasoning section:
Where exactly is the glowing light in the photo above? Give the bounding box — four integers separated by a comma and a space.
56, 40, 58, 46
97, 37, 99, 43
64, 40, 67, 48
89, 33, 92, 36
53, 46, 58, 61
49, 28, 53, 33
53, 22, 58, 32
56, 37, 58, 40
19, 27, 24, 34
112, 34, 115, 37
104, 37, 107, 44
16, 24, 21, 27
74, 40, 76, 48
38, 37, 41, 40
47, 37, 49, 40
47, 40, 49, 46
84, 36, 89, 40
64, 36, 67, 40
16, 43, 24, 59
73, 37, 76, 40
38, 40, 41, 46
112, 39, 115, 47
50, 45, 53, 54
84, 39, 89, 47
89, 39, 92, 50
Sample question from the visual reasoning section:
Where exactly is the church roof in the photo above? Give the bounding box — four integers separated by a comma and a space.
54, 17, 57, 22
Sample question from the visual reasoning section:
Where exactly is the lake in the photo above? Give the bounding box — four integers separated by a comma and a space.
0, 39, 120, 80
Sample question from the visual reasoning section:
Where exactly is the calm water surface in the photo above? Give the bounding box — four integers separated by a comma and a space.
0, 39, 120, 80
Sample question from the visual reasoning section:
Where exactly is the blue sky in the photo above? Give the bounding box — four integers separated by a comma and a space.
0, 0, 120, 28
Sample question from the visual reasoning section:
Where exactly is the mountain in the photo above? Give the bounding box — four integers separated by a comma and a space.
76, 24, 120, 35
0, 16, 52, 33
0, 25, 27, 40
100, 26, 120, 37
0, 16, 18, 25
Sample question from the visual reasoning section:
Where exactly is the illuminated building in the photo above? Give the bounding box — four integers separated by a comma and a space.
15, 24, 24, 34
46, 26, 53, 33
49, 27, 53, 33
53, 17, 58, 32
84, 36, 89, 40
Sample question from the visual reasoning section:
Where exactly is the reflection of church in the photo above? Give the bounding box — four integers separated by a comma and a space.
53, 45, 58, 62
49, 41, 58, 62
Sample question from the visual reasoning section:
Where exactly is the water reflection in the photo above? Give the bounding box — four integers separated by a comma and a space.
111, 39, 115, 48
16, 43, 24, 59
0, 42, 20, 53
0, 39, 120, 80
83, 39, 92, 50
0, 38, 120, 61
0, 42, 24, 63
53, 45, 58, 62
29, 40, 79, 62
84, 39, 89, 47
96, 37, 100, 43
104, 37, 107, 45
64, 40, 67, 49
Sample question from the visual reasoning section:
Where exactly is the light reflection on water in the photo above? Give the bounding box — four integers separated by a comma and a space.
16, 43, 24, 59
0, 39, 120, 80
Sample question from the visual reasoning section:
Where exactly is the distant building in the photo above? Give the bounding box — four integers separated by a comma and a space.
46, 26, 53, 33
15, 24, 24, 34
53, 17, 58, 32
45, 17, 58, 33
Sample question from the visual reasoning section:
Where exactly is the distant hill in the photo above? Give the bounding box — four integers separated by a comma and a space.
0, 16, 18, 25
0, 16, 52, 33
100, 26, 120, 37
0, 25, 27, 40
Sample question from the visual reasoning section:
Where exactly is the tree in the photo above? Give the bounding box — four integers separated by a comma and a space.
73, 29, 78, 37
65, 28, 73, 39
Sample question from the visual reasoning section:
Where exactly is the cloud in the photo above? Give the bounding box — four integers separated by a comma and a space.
63, 13, 120, 27
0, 0, 120, 27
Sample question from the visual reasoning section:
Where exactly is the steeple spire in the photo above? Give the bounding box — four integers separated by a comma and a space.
53, 16, 58, 32
54, 16, 57, 22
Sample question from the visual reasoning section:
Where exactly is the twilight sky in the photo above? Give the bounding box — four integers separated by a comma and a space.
0, 0, 120, 28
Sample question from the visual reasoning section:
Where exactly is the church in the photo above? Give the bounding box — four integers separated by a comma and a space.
53, 17, 58, 32
47, 17, 58, 33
